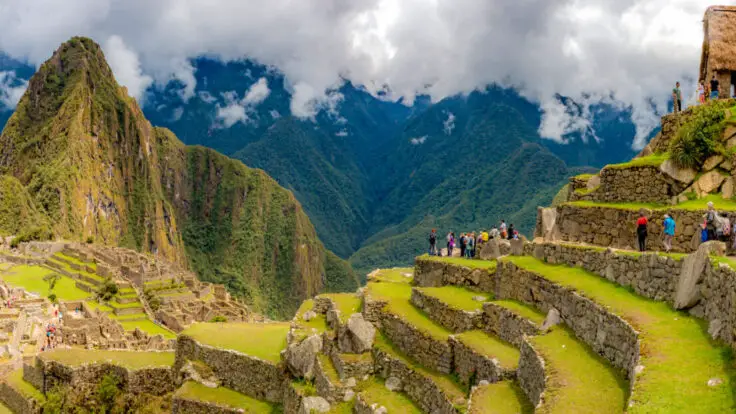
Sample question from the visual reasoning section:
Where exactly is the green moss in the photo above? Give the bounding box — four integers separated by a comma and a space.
605, 153, 669, 170
360, 378, 422, 413
1, 265, 90, 301
40, 349, 174, 369
491, 299, 546, 325
6, 369, 44, 402
505, 256, 736, 413
455, 330, 519, 369
418, 255, 497, 270
418, 286, 490, 312
176, 381, 279, 412
469, 381, 533, 414
181, 322, 289, 363
366, 281, 451, 341
531, 327, 627, 413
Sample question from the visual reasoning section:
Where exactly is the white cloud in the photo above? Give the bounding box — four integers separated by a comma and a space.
214, 77, 271, 127
198, 91, 217, 104
0, 71, 27, 109
335, 129, 349, 137
103, 35, 152, 102
269, 109, 281, 119
410, 136, 427, 145
243, 77, 270, 105
443, 111, 455, 135
216, 102, 247, 128
0, 0, 732, 148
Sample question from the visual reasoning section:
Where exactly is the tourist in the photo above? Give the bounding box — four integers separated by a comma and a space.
466, 233, 474, 258
705, 202, 720, 241
512, 230, 520, 240
500, 220, 507, 239
489, 226, 499, 239
460, 233, 467, 258
447, 232, 455, 256
476, 232, 484, 249
672, 82, 682, 113
507, 224, 516, 240
481, 230, 489, 243
710, 75, 720, 100
428, 229, 438, 256
636, 212, 648, 252
702, 222, 709, 243
698, 81, 706, 105
662, 214, 675, 252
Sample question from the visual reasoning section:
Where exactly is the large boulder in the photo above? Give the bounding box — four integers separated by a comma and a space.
510, 239, 524, 256
338, 313, 376, 354
703, 155, 724, 172
299, 396, 331, 414
586, 175, 601, 190
541, 308, 561, 331
674, 241, 725, 309
499, 239, 512, 256
694, 171, 726, 195
479, 238, 502, 260
659, 159, 696, 185
538, 208, 560, 242
285, 334, 323, 379
723, 177, 735, 199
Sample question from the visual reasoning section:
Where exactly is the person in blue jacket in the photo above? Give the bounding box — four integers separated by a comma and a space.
662, 214, 675, 252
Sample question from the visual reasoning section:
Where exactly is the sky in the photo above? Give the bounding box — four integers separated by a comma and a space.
0, 0, 732, 149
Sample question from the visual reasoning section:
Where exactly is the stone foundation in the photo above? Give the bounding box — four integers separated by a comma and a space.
410, 289, 483, 333
175, 335, 286, 402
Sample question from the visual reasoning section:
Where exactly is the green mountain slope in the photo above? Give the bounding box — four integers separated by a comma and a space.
0, 37, 357, 318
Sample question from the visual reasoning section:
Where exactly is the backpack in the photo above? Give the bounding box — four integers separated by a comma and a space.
429, 233, 437, 243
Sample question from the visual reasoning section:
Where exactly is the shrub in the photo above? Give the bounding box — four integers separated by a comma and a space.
96, 280, 119, 302
96, 374, 121, 412
9, 225, 53, 248
47, 293, 57, 304
669, 102, 730, 169
209, 315, 228, 323
85, 236, 94, 244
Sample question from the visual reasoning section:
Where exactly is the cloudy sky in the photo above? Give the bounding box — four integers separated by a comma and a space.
0, 0, 732, 149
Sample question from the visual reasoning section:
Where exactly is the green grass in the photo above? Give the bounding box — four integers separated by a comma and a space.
573, 173, 595, 181
371, 268, 414, 284
176, 381, 278, 412
318, 354, 341, 384
418, 286, 489, 312
319, 293, 362, 322
366, 281, 451, 341
119, 319, 176, 339
40, 349, 174, 369
0, 402, 11, 414
531, 327, 627, 413
54, 252, 96, 270
470, 381, 533, 414
107, 300, 143, 309
360, 378, 422, 413
506, 256, 736, 413
6, 369, 44, 402
1, 265, 90, 301
455, 330, 520, 369
374, 332, 467, 405
182, 322, 289, 363
293, 299, 328, 334
491, 299, 546, 325
567, 194, 736, 212
419, 255, 498, 270
605, 153, 669, 170
50, 257, 102, 281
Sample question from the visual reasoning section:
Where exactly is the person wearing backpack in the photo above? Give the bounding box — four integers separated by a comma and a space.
429, 229, 438, 256
662, 214, 675, 252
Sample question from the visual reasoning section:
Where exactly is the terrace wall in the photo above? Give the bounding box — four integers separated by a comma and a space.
413, 258, 495, 292
410, 289, 483, 333
571, 165, 683, 204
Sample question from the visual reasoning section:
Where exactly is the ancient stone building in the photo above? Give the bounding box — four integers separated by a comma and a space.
700, 6, 736, 98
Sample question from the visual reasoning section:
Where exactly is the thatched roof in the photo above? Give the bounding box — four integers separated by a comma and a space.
702, 6, 736, 72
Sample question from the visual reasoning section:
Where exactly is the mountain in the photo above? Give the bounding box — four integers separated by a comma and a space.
0, 37, 357, 319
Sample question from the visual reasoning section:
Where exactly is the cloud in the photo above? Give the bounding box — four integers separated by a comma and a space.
0, 71, 27, 109
443, 112, 455, 135
214, 77, 271, 127
410, 136, 427, 145
103, 35, 152, 102
0, 0, 732, 148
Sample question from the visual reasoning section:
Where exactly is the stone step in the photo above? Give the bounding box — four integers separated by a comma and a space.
501, 255, 736, 413
355, 377, 422, 414
519, 326, 626, 413
172, 381, 279, 413
468, 380, 533, 414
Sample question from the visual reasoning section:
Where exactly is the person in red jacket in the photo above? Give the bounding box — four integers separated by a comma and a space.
636, 212, 648, 252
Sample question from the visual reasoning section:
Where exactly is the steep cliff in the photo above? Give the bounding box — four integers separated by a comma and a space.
0, 37, 357, 318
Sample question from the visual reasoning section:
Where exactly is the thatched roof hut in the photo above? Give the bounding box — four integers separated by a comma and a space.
700, 6, 736, 97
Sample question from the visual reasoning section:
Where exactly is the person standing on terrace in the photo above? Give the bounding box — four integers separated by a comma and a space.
672, 82, 682, 113
636, 211, 648, 252
662, 214, 675, 252
428, 229, 438, 256
710, 75, 720, 100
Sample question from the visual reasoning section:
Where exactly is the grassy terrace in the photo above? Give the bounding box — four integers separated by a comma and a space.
419, 255, 497, 270
604, 153, 669, 170
294, 299, 328, 334
119, 319, 176, 339
319, 293, 361, 322
40, 349, 174, 369
418, 286, 489, 312
182, 322, 289, 364
1, 265, 90, 301
566, 194, 736, 212
49, 257, 102, 281
318, 354, 341, 385
470, 381, 533, 414
492, 300, 546, 325
374, 332, 466, 408
455, 330, 519, 369
360, 377, 422, 413
531, 327, 627, 413
6, 369, 44, 402
176, 381, 278, 412
505, 256, 736, 413
370, 267, 414, 283
366, 280, 451, 341
54, 252, 96, 270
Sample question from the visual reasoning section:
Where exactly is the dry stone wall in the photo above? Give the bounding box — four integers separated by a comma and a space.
171, 397, 244, 414
330, 352, 373, 380
174, 335, 285, 402
572, 165, 683, 204
410, 289, 483, 333
449, 336, 512, 385
495, 261, 640, 381
482, 303, 541, 347
517, 337, 546, 409
413, 258, 495, 292
0, 381, 41, 414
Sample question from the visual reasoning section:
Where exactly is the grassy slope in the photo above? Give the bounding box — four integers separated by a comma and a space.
40, 349, 174, 369
176, 381, 278, 412
6, 369, 44, 402
567, 193, 736, 212
1, 265, 89, 301
359, 378, 422, 413
455, 330, 519, 369
470, 381, 533, 414
507, 256, 736, 413
181, 322, 289, 363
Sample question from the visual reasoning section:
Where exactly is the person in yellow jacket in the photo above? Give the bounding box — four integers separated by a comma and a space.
481, 231, 489, 242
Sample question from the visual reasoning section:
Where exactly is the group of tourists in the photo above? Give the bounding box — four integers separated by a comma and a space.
427, 220, 520, 257
674, 75, 732, 113
636, 202, 735, 252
